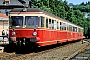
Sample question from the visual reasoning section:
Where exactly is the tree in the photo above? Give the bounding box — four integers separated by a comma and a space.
30, 0, 88, 35
80, 2, 85, 5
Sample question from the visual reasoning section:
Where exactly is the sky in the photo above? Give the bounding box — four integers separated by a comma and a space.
63, 0, 90, 5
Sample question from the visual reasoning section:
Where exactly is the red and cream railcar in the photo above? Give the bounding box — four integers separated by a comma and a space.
9, 8, 84, 47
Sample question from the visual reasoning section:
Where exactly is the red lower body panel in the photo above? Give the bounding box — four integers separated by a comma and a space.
9, 28, 83, 47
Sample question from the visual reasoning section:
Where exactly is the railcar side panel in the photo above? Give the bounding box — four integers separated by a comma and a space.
9, 28, 83, 47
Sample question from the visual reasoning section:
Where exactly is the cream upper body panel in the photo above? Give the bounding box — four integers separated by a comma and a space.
9, 8, 83, 32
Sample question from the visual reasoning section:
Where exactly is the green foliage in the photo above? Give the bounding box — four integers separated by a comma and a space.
30, 0, 89, 35
73, 1, 90, 12
88, 13, 90, 16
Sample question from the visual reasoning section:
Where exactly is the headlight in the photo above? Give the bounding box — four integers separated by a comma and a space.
33, 32, 37, 36
12, 31, 15, 35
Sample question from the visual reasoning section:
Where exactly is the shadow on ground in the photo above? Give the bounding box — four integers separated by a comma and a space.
0, 39, 86, 54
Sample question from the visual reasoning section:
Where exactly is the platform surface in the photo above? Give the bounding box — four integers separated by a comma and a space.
0, 46, 4, 53
0, 37, 8, 41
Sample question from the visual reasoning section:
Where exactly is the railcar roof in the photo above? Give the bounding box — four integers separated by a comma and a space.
10, 8, 83, 28
10, 8, 43, 12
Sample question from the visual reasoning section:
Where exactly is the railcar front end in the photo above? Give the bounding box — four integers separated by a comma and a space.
9, 15, 43, 48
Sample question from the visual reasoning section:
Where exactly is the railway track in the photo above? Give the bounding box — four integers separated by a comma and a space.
20, 39, 90, 60
0, 52, 15, 59
66, 39, 90, 60
0, 39, 89, 60
0, 42, 72, 60
10, 40, 90, 60
0, 52, 24, 60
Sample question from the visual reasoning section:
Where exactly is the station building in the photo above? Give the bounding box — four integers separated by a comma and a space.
0, 0, 31, 36
0, 13, 8, 36
0, 0, 25, 36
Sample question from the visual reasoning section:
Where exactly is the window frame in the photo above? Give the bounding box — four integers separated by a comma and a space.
9, 16, 23, 28
25, 16, 40, 28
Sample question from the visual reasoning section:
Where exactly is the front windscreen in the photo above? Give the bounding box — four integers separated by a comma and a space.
25, 16, 40, 27
9, 16, 23, 28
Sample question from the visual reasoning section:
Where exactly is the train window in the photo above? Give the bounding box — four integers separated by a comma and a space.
52, 20, 54, 29
41, 16, 44, 27
61, 22, 64, 30
73, 26, 74, 32
82, 29, 83, 32
46, 18, 48, 28
81, 29, 83, 32
77, 28, 79, 32
60, 22, 62, 30
67, 24, 68, 31
80, 29, 81, 32
48, 19, 52, 29
62, 23, 63, 30
54, 20, 57, 30
75, 27, 77, 32
73, 26, 77, 32
10, 16, 23, 27
69, 25, 72, 31
25, 16, 39, 27
78, 28, 80, 32
79, 28, 80, 32
77, 28, 78, 32
71, 26, 73, 31
61, 23, 63, 30
66, 24, 67, 30
81, 29, 82, 32
61, 23, 66, 30
80, 28, 81, 32
73, 27, 75, 32
64, 23, 66, 30
57, 22, 59, 29
60, 22, 62, 25
69, 25, 70, 31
